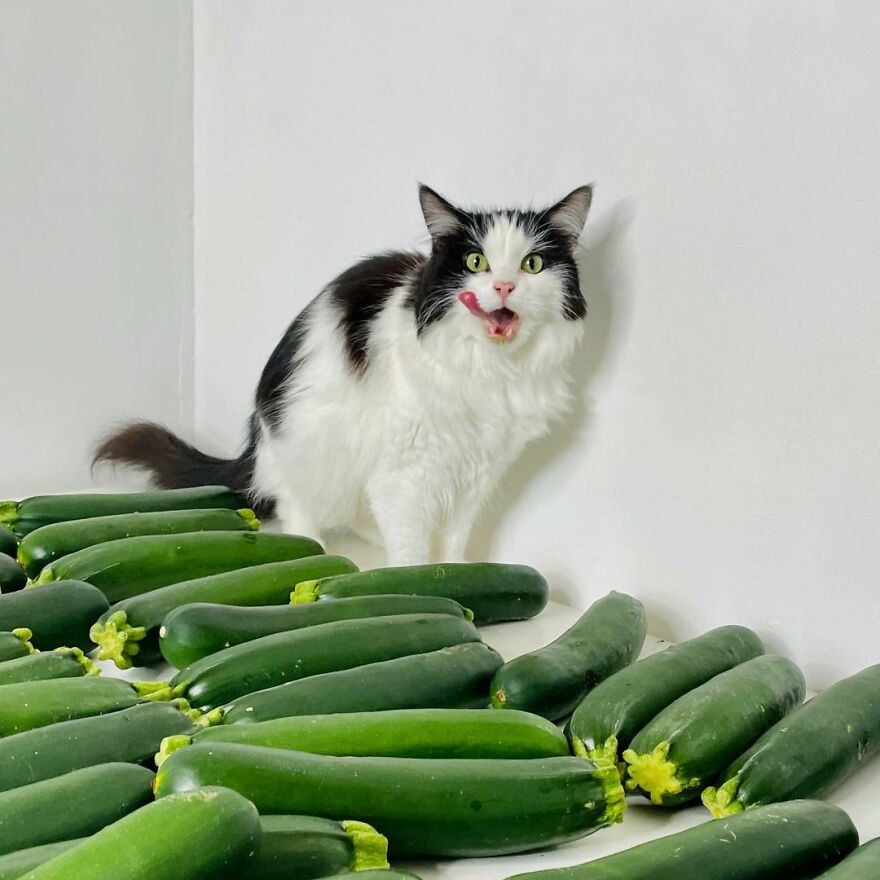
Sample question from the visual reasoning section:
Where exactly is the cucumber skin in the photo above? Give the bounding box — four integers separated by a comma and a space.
160, 593, 471, 670
706, 663, 880, 815
20, 786, 261, 880
0, 651, 90, 687
492, 591, 647, 721
221, 642, 504, 723
0, 529, 16, 559
94, 555, 357, 668
0, 486, 245, 537
173, 612, 482, 711
568, 625, 765, 758
194, 708, 570, 759
299, 563, 548, 625
818, 838, 880, 879
155, 743, 621, 857
625, 655, 806, 806
0, 842, 81, 880
0, 632, 32, 663
17, 508, 257, 578
0, 763, 153, 856
0, 557, 26, 592
0, 702, 193, 792
0, 581, 109, 652
0, 677, 141, 737
504, 800, 857, 880
34, 531, 323, 602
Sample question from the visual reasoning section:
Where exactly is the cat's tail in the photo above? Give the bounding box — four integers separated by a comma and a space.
92, 420, 275, 516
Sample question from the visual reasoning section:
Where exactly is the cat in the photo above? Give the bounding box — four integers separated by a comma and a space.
95, 184, 592, 565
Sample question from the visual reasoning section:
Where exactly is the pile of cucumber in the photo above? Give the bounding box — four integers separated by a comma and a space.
0, 485, 877, 879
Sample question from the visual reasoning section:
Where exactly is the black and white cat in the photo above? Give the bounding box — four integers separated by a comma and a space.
96, 185, 592, 565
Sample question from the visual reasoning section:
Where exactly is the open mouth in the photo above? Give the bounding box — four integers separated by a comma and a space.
458, 291, 521, 343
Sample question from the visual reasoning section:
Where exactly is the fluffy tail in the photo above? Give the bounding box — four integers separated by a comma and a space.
92, 420, 274, 515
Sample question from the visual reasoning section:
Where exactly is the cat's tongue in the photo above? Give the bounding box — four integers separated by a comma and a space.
458, 291, 521, 343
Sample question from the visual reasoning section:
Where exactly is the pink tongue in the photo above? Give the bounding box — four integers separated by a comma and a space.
458, 290, 520, 342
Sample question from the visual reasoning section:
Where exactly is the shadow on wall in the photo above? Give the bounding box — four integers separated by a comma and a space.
468, 199, 638, 586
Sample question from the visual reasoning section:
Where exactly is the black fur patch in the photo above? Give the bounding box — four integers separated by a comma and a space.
256, 308, 311, 431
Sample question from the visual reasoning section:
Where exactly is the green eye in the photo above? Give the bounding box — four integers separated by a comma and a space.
521, 254, 544, 274
464, 252, 489, 273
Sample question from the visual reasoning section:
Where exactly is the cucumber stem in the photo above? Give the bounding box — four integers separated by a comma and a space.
132, 680, 174, 701
290, 579, 320, 604
56, 646, 101, 676
169, 697, 203, 723
491, 688, 508, 709
193, 707, 225, 728
622, 741, 700, 806
155, 734, 193, 768
590, 750, 627, 826
0, 502, 18, 528
89, 611, 147, 670
701, 777, 745, 819
573, 734, 620, 769
30, 566, 57, 587
342, 820, 390, 871
13, 628, 36, 654
238, 508, 261, 531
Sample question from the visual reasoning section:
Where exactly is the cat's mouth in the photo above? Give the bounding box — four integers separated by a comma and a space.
458, 291, 521, 343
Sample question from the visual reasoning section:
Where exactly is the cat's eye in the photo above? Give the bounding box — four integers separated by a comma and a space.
521, 254, 544, 274
464, 252, 490, 273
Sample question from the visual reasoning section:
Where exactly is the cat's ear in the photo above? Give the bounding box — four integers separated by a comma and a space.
419, 184, 464, 240
547, 185, 594, 245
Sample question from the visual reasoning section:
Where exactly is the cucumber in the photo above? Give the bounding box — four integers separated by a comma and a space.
623, 654, 806, 806
503, 800, 858, 880
31, 531, 323, 602
243, 815, 389, 879
160, 593, 472, 670
220, 642, 504, 723
172, 612, 482, 712
0, 648, 96, 686
334, 874, 421, 880
0, 556, 26, 593
0, 486, 245, 538
0, 581, 109, 652
703, 662, 880, 818
0, 762, 154, 856
0, 701, 194, 791
491, 591, 646, 721
162, 708, 570, 763
818, 839, 880, 879
20, 786, 261, 880
154, 742, 626, 857
0, 676, 168, 737
0, 630, 34, 662
292, 562, 548, 625
17, 508, 259, 578
568, 625, 765, 763
0, 528, 16, 559
0, 842, 80, 880
91, 555, 357, 669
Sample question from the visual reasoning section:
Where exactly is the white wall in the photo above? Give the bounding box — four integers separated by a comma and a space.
0, 0, 194, 497
193, 0, 880, 687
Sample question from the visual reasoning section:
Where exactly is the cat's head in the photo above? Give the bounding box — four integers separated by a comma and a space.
412, 185, 591, 363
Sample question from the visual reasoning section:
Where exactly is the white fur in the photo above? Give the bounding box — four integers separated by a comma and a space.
252, 215, 585, 565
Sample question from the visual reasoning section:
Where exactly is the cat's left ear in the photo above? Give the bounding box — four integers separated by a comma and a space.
419, 184, 465, 240
547, 185, 594, 246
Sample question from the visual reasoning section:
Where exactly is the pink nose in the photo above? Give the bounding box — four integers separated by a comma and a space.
494, 281, 515, 302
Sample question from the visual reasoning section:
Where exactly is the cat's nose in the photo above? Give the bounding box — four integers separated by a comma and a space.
494, 281, 516, 302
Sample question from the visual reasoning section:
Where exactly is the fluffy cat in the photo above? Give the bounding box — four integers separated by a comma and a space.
95, 185, 592, 565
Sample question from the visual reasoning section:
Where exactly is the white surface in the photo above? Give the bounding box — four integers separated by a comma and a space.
0, 0, 194, 497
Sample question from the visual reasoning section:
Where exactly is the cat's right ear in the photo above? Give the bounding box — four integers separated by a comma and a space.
419, 185, 464, 240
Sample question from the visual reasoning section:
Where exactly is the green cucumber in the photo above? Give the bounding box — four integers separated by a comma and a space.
244, 815, 389, 879
162, 708, 570, 763
0, 842, 81, 880
172, 612, 482, 711
491, 591, 646, 721
31, 531, 323, 602
0, 701, 194, 791
0, 486, 245, 538
17, 508, 259, 578
0, 528, 16, 559
818, 839, 880, 879
0, 630, 35, 662
0, 762, 154, 856
0, 648, 96, 686
91, 555, 357, 670
20, 786, 261, 880
0, 556, 26, 593
292, 562, 548, 625
155, 742, 626, 857
160, 593, 472, 670
623, 654, 806, 806
220, 642, 504, 724
0, 581, 109, 652
568, 625, 765, 763
703, 662, 880, 818
504, 800, 858, 880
